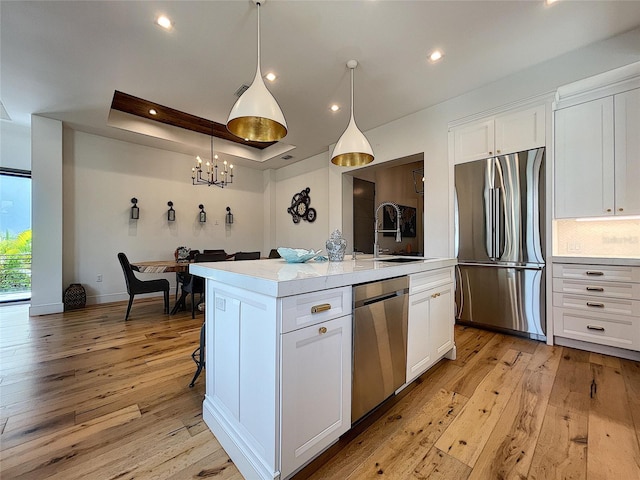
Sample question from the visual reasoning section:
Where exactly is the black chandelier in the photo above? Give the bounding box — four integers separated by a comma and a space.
191, 131, 234, 188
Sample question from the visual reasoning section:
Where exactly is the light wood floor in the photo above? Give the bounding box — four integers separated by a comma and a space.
1, 298, 639, 479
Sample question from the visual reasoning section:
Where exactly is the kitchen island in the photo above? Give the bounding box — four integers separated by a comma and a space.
190, 255, 457, 480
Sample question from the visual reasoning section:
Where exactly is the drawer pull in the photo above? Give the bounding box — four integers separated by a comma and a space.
586, 271, 604, 276
586, 286, 604, 292
431, 292, 441, 299
311, 303, 331, 314
318, 326, 327, 335
586, 302, 605, 308
587, 325, 605, 332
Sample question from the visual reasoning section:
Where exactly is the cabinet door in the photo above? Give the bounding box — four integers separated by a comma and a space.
280, 315, 351, 478
495, 105, 545, 155
430, 283, 455, 357
406, 282, 455, 384
453, 119, 495, 164
406, 289, 432, 383
614, 88, 640, 215
554, 97, 615, 218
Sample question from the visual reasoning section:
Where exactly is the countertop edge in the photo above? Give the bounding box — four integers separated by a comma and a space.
190, 258, 457, 297
552, 256, 640, 267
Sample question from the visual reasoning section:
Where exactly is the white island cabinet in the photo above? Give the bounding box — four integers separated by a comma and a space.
190, 256, 457, 480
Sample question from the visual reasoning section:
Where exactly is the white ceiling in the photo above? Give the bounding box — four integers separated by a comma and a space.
2, 0, 640, 169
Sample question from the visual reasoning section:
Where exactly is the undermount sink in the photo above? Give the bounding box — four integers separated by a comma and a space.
376, 257, 426, 263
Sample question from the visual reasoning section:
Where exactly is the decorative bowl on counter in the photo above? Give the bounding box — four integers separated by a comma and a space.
277, 247, 322, 263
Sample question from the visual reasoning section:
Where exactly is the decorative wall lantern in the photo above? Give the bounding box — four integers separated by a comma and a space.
130, 197, 139, 220
225, 206, 234, 225
199, 204, 207, 223
167, 201, 176, 222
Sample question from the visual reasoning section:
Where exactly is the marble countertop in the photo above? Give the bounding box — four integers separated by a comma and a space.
552, 256, 640, 267
190, 255, 457, 297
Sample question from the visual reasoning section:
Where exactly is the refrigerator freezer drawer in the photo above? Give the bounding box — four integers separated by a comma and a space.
456, 264, 546, 339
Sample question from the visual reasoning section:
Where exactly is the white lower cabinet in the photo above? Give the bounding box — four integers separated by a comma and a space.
406, 268, 455, 384
280, 314, 351, 478
552, 263, 640, 353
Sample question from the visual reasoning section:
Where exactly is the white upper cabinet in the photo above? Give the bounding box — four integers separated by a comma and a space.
452, 104, 545, 164
614, 88, 640, 216
554, 97, 615, 218
554, 62, 640, 219
554, 88, 640, 218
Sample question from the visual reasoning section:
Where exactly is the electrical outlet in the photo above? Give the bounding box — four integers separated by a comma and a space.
96, 274, 103, 282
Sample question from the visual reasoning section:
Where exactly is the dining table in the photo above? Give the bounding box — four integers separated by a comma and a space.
131, 260, 191, 273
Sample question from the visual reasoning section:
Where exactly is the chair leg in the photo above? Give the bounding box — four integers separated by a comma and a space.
164, 290, 169, 314
191, 292, 196, 319
125, 295, 134, 321
189, 323, 206, 387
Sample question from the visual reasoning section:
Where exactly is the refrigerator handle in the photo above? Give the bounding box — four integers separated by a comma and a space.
488, 188, 496, 260
494, 187, 501, 260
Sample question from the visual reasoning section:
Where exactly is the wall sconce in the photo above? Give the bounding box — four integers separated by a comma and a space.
199, 204, 206, 223
130, 197, 139, 220
225, 206, 234, 225
167, 201, 176, 222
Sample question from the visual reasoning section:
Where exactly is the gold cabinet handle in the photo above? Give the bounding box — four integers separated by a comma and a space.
586, 286, 604, 292
496, 149, 501, 153
618, 208, 624, 212
318, 327, 327, 334
587, 302, 605, 308
311, 303, 331, 314
488, 151, 493, 155
431, 292, 441, 298
606, 208, 612, 212
586, 271, 604, 276
587, 325, 605, 332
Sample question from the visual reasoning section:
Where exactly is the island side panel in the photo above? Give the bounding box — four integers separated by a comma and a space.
203, 279, 280, 480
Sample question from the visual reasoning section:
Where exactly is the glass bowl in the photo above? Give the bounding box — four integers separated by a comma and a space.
277, 247, 322, 263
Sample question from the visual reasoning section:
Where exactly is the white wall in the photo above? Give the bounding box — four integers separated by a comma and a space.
0, 121, 31, 170
273, 152, 329, 252
62, 130, 266, 304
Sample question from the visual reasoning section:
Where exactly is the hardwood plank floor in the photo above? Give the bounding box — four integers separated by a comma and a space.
1, 298, 639, 479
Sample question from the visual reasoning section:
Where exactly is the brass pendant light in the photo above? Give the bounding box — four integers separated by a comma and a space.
331, 60, 374, 167
227, 0, 287, 142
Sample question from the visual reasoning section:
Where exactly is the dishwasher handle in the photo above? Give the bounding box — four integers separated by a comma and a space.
354, 288, 408, 308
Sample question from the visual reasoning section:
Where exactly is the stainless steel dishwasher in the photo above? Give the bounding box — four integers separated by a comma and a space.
352, 276, 409, 424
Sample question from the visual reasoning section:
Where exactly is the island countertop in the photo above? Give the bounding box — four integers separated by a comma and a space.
190, 255, 457, 297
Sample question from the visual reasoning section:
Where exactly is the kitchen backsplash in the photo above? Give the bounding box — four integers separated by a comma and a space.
554, 218, 640, 258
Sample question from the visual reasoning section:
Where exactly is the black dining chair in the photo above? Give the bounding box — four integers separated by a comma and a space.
117, 252, 170, 321
234, 251, 261, 261
179, 251, 227, 318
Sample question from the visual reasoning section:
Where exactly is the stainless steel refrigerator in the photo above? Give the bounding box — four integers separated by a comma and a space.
454, 148, 546, 340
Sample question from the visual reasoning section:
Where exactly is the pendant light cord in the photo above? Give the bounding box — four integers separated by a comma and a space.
350, 66, 355, 122
256, 2, 261, 74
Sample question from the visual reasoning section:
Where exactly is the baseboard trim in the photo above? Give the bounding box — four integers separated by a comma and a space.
554, 336, 640, 361
29, 302, 64, 316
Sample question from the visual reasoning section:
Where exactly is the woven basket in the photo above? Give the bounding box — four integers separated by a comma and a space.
64, 283, 86, 311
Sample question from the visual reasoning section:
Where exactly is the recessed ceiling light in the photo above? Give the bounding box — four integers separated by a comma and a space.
156, 15, 173, 30
545, 0, 559, 5
149, 109, 157, 115
330, 104, 340, 112
428, 50, 444, 63
265, 72, 277, 82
